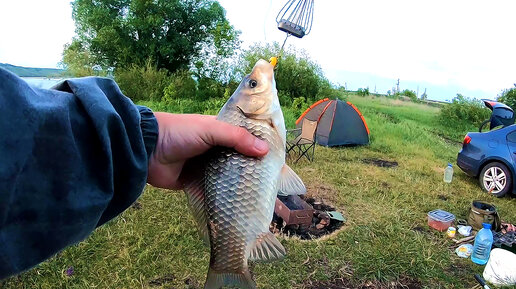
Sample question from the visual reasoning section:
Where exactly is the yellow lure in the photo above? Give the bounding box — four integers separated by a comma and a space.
269, 56, 278, 68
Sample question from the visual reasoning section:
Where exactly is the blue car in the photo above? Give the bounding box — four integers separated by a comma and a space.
457, 101, 516, 197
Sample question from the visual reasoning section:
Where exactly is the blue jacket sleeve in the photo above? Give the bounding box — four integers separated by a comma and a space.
0, 68, 158, 279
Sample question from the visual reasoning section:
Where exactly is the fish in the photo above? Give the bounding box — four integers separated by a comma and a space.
182, 59, 306, 289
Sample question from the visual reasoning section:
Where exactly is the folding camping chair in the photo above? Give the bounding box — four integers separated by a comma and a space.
286, 118, 317, 163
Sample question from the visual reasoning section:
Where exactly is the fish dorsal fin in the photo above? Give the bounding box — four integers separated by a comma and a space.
248, 232, 286, 262
277, 164, 306, 196
184, 178, 210, 245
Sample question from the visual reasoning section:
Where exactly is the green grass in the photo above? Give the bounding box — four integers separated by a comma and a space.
3, 95, 516, 288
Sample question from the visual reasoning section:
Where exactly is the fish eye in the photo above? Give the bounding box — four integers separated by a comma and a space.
249, 79, 258, 88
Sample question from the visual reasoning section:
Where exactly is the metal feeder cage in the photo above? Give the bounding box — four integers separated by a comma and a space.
276, 0, 314, 38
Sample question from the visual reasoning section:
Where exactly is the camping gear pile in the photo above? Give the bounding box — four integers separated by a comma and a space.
427, 201, 516, 287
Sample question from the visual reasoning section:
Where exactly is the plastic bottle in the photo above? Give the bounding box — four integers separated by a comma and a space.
444, 163, 453, 183
471, 223, 494, 265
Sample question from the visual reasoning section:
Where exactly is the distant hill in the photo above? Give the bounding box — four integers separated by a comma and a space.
0, 63, 66, 77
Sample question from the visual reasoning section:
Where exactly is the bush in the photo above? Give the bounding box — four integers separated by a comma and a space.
357, 88, 370, 97
163, 70, 197, 103
235, 43, 329, 106
497, 84, 516, 109
439, 94, 490, 127
197, 77, 228, 101
400, 89, 417, 101
115, 60, 171, 102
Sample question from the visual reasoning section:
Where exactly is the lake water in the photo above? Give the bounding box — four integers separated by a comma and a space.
21, 77, 64, 89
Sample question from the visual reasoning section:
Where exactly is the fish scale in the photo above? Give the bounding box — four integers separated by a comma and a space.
183, 59, 306, 289
206, 110, 283, 273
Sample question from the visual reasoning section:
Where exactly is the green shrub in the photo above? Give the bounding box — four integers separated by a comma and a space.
400, 89, 417, 101
163, 70, 197, 103
115, 60, 171, 102
439, 94, 490, 127
282, 106, 299, 129
201, 98, 227, 115
357, 88, 370, 97
497, 84, 516, 109
197, 77, 227, 101
235, 43, 328, 105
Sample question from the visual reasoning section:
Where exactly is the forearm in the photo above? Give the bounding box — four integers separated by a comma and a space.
0, 68, 158, 279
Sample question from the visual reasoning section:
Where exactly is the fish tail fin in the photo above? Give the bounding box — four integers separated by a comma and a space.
204, 267, 256, 289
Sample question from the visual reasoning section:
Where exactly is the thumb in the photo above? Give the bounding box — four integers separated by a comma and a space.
204, 120, 269, 157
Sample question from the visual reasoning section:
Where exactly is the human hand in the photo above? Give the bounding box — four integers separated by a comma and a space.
147, 112, 269, 190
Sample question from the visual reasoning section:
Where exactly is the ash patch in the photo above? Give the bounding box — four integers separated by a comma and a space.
149, 274, 175, 286
362, 158, 398, 168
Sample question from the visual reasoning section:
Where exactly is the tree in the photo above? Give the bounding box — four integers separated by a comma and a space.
497, 84, 516, 109
60, 41, 104, 77
64, 0, 239, 73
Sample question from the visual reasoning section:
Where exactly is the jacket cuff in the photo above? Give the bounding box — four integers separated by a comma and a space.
137, 105, 158, 160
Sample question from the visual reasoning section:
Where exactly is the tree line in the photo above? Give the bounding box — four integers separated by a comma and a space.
61, 0, 337, 109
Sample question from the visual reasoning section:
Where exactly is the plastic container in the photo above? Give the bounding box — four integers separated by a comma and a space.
447, 227, 457, 238
444, 163, 453, 183
471, 223, 494, 265
428, 209, 455, 231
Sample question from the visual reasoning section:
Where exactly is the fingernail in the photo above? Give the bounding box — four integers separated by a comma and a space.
254, 138, 268, 152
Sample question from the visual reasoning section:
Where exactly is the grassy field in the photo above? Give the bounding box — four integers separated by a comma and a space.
2, 94, 516, 289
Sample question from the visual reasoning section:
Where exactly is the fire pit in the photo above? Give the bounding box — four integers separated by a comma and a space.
274, 195, 315, 226
272, 196, 345, 240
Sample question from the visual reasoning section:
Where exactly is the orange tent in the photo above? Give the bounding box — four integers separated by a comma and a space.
296, 99, 369, 146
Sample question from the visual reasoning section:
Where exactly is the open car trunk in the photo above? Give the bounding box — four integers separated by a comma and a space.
481, 100, 515, 131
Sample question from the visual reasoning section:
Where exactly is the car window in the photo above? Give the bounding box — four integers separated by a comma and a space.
494, 108, 514, 119
507, 131, 516, 143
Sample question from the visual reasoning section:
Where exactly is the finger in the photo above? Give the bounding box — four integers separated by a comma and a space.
203, 120, 269, 157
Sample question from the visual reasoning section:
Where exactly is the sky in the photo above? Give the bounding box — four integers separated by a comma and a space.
1, 0, 515, 101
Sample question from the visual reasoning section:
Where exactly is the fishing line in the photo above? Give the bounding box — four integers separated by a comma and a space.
263, 0, 273, 41
270, 0, 314, 67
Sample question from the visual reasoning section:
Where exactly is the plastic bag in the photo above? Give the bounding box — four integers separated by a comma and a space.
455, 244, 473, 258
483, 248, 516, 286
458, 225, 472, 236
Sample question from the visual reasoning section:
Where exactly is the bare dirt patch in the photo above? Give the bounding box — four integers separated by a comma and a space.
378, 112, 400, 124
305, 182, 340, 203
362, 158, 399, 168
131, 201, 143, 210
149, 274, 175, 286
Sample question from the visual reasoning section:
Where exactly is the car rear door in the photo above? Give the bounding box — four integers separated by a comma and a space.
505, 130, 516, 167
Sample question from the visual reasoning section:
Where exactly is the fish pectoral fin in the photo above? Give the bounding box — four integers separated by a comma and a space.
205, 268, 256, 289
248, 232, 286, 262
184, 178, 210, 245
277, 164, 306, 196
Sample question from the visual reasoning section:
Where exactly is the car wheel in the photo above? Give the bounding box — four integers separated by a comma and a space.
479, 162, 512, 197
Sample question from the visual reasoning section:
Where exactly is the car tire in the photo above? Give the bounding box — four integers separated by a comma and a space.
479, 162, 512, 197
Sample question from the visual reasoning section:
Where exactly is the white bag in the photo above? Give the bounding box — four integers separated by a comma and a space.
483, 248, 516, 287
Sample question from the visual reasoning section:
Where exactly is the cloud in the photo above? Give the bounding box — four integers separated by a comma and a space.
0, 0, 75, 68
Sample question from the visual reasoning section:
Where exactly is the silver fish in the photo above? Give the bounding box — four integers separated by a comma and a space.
183, 59, 306, 289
